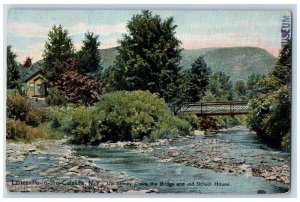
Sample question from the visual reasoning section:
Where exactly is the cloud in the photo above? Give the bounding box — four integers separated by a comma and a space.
69, 22, 126, 36
8, 22, 49, 37
7, 21, 127, 38
177, 33, 280, 56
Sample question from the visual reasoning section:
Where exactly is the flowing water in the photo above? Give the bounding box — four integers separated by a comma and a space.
75, 129, 290, 194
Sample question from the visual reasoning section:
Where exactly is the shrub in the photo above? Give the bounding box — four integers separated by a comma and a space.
47, 105, 103, 144
7, 91, 30, 121
68, 106, 103, 145
6, 119, 43, 141
177, 113, 199, 129
199, 116, 219, 130
25, 109, 47, 127
96, 90, 190, 142
36, 122, 65, 140
46, 87, 68, 106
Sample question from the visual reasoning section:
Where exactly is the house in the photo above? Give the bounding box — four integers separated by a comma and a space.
24, 70, 47, 97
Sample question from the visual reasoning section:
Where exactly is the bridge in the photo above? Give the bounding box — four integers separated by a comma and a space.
174, 101, 249, 116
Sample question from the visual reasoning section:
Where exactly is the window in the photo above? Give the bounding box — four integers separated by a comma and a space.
29, 83, 34, 91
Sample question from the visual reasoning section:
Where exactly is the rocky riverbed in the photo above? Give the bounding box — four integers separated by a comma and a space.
148, 130, 291, 185
6, 139, 140, 193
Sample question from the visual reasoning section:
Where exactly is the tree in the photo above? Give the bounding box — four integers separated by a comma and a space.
7, 45, 20, 89
248, 40, 291, 149
246, 73, 263, 99
104, 10, 182, 104
234, 80, 247, 100
184, 56, 211, 102
22, 57, 32, 68
56, 70, 105, 106
42, 25, 75, 82
203, 71, 233, 101
77, 32, 102, 79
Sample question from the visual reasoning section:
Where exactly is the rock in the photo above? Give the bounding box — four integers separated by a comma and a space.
68, 166, 80, 172
23, 166, 37, 171
81, 168, 94, 175
25, 146, 37, 153
64, 171, 78, 176
37, 156, 47, 160
212, 157, 223, 162
194, 130, 204, 136
257, 190, 266, 194
125, 189, 159, 194
268, 176, 276, 180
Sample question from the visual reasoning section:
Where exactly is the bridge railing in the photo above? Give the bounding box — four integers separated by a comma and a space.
174, 101, 249, 116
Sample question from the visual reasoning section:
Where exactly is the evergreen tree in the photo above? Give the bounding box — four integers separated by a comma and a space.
203, 71, 233, 101
42, 25, 75, 82
184, 56, 211, 102
77, 32, 102, 79
105, 10, 182, 104
234, 80, 247, 100
7, 45, 20, 89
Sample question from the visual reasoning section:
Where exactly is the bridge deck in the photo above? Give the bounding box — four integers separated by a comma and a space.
174, 101, 249, 116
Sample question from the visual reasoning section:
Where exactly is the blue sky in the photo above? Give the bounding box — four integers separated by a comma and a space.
7, 9, 291, 62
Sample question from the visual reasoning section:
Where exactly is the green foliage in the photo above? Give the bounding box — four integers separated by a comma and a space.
7, 91, 30, 121
47, 105, 102, 144
248, 41, 291, 149
7, 46, 21, 90
234, 80, 247, 100
96, 91, 190, 142
6, 119, 43, 141
42, 25, 75, 82
203, 71, 234, 101
77, 32, 103, 79
246, 73, 263, 99
46, 87, 68, 106
7, 91, 47, 127
36, 122, 65, 140
177, 113, 199, 129
104, 10, 182, 104
178, 56, 211, 103
68, 106, 103, 144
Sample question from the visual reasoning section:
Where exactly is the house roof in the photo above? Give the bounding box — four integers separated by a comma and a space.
24, 70, 47, 83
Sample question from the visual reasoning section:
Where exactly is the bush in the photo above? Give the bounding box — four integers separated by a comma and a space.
46, 87, 67, 106
96, 90, 190, 142
36, 122, 65, 140
7, 91, 30, 121
199, 116, 219, 130
6, 119, 43, 141
25, 109, 47, 127
68, 106, 103, 144
47, 105, 102, 144
177, 113, 199, 129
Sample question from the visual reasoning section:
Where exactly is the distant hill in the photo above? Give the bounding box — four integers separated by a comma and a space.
101, 46, 277, 82
180, 47, 277, 82
25, 46, 277, 83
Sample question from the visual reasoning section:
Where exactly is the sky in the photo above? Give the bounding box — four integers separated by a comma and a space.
7, 9, 291, 63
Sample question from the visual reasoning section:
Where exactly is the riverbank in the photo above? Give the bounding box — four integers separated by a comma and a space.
6, 139, 140, 193
6, 128, 290, 193
149, 129, 290, 185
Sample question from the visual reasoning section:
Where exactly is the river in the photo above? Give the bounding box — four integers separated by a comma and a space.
75, 129, 290, 194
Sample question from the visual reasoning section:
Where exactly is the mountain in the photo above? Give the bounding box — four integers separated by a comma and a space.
25, 46, 277, 83
100, 46, 277, 82
180, 47, 277, 82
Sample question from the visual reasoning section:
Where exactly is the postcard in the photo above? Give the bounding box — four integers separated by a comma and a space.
5, 8, 292, 194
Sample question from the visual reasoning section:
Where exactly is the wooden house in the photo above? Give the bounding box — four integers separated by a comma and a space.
24, 70, 47, 97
